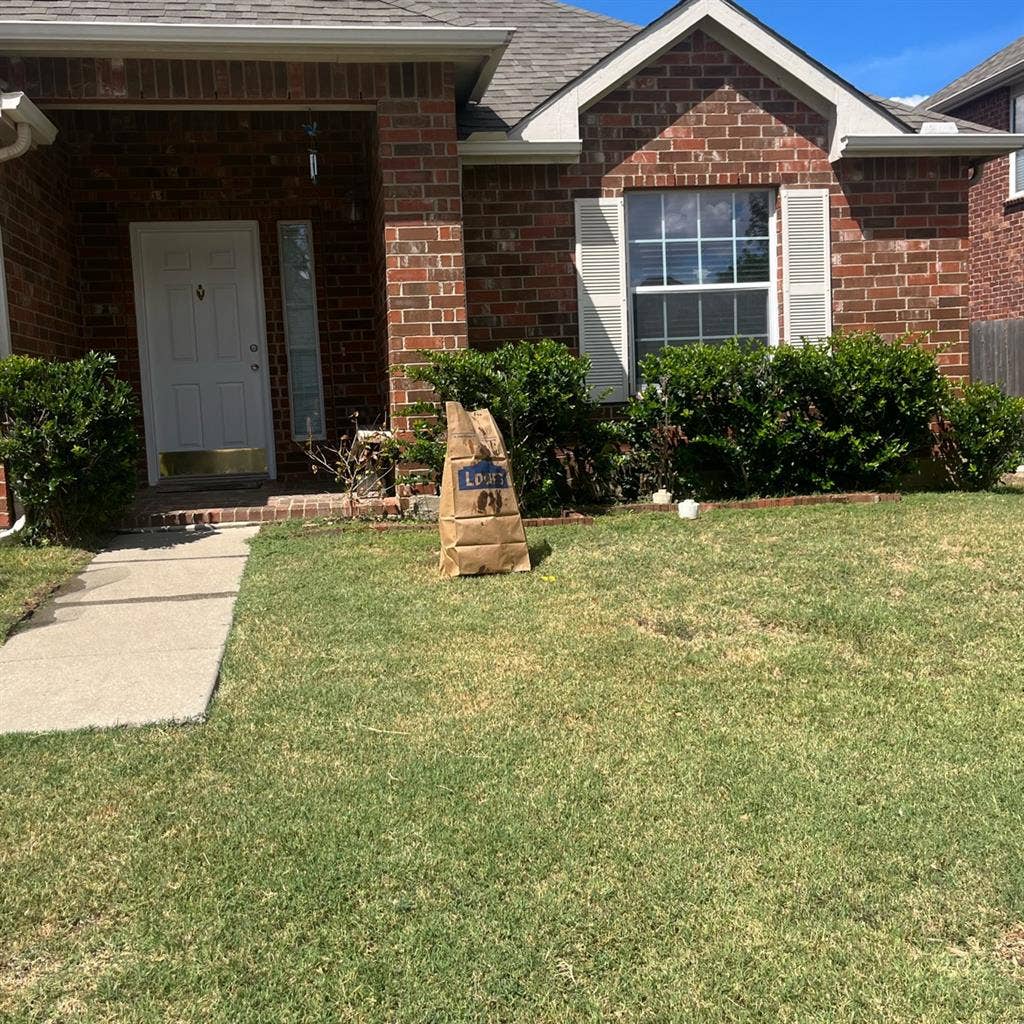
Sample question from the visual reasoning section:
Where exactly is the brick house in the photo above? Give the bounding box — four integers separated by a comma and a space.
924, 36, 1024, 388
2, 0, 1022, 526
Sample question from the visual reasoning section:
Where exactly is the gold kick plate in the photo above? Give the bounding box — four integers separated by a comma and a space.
158, 448, 269, 478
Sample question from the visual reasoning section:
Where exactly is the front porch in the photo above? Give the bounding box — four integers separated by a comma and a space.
0, 57, 469, 522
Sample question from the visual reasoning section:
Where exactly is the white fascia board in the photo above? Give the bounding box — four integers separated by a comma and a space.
928, 63, 1024, 114
0, 20, 514, 62
511, 0, 904, 161
839, 133, 1024, 157
459, 136, 582, 164
0, 91, 58, 145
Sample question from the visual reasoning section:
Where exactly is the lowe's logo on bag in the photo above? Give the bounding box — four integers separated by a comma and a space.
457, 460, 509, 491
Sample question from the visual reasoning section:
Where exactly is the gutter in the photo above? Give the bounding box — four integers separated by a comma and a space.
839, 133, 1024, 158
459, 136, 582, 165
0, 92, 59, 147
0, 20, 515, 61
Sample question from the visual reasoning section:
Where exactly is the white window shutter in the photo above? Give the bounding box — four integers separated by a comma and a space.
575, 197, 629, 402
782, 188, 833, 346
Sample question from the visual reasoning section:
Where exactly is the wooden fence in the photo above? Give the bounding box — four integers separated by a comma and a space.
970, 319, 1024, 395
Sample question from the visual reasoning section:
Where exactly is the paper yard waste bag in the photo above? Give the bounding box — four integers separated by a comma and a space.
438, 401, 531, 579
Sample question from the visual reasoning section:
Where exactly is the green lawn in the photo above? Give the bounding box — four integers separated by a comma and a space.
0, 541, 90, 642
4, 493, 1024, 1022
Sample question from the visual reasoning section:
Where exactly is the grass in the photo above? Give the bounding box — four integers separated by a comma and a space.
3, 493, 1024, 1022
0, 540, 90, 642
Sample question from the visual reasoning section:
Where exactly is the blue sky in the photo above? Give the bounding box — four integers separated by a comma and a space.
575, 0, 1024, 104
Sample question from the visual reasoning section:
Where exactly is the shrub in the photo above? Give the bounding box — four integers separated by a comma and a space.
621, 340, 774, 499
0, 352, 140, 542
402, 340, 615, 515
621, 332, 947, 499
937, 382, 1024, 491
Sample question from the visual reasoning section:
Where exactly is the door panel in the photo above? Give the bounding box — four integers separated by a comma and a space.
136, 224, 271, 479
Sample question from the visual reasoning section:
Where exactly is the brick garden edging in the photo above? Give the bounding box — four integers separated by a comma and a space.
121, 492, 899, 532
615, 492, 901, 514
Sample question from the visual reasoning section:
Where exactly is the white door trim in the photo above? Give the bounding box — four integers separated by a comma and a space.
129, 220, 276, 487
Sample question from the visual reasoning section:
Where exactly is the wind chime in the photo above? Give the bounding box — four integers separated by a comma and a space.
302, 111, 319, 184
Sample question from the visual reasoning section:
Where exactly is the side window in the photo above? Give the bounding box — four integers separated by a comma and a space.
277, 220, 326, 439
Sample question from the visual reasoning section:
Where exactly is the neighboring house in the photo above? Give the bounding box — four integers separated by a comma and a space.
923, 37, 1024, 388
1, 0, 1022, 525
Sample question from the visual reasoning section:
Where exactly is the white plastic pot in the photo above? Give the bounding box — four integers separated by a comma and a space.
677, 499, 700, 520
652, 488, 674, 505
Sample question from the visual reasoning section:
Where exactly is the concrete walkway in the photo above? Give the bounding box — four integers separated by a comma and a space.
0, 526, 258, 735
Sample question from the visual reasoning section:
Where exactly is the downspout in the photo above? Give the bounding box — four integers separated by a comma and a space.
0, 121, 32, 163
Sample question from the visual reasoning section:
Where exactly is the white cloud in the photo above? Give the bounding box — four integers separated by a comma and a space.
888, 94, 928, 107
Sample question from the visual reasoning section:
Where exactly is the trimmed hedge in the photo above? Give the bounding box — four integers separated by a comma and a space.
0, 352, 139, 543
621, 332, 949, 499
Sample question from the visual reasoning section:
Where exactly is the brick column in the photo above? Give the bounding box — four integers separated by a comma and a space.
375, 64, 468, 434
0, 465, 14, 530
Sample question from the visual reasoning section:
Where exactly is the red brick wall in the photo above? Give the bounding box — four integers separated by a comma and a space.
55, 107, 381, 477
950, 88, 1024, 323
375, 66, 468, 431
0, 144, 82, 359
0, 56, 391, 106
0, 467, 13, 530
464, 31, 971, 375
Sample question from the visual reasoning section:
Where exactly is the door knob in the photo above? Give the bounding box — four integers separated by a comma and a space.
250, 363, 260, 371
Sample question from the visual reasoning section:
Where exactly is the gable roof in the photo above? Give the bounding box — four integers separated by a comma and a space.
924, 34, 1024, 113
0, 0, 639, 136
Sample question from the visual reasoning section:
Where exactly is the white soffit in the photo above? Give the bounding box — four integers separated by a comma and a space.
511, 0, 905, 161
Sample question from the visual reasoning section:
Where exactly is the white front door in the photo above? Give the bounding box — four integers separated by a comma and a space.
131, 222, 274, 484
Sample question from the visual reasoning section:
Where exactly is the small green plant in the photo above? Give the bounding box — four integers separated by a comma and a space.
0, 352, 139, 543
401, 340, 615, 515
936, 382, 1024, 491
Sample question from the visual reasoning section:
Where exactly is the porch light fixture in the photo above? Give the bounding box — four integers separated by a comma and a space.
302, 112, 319, 185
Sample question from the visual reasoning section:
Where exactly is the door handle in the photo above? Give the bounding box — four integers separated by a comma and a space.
250, 363, 260, 372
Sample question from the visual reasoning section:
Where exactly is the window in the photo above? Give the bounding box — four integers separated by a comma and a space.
278, 220, 325, 439
1012, 87, 1024, 200
626, 190, 775, 365
0, 227, 10, 358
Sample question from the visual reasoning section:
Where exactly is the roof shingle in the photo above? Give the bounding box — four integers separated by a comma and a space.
924, 34, 1024, 111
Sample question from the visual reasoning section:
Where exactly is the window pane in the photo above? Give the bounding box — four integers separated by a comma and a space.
701, 291, 735, 338
735, 190, 771, 237
633, 293, 665, 342
700, 240, 735, 284
664, 241, 699, 285
736, 290, 769, 338
665, 293, 700, 340
663, 192, 699, 238
736, 238, 770, 282
629, 242, 664, 286
700, 192, 733, 237
279, 221, 325, 439
627, 193, 663, 241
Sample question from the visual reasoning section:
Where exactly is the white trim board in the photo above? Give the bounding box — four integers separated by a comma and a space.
129, 220, 277, 486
